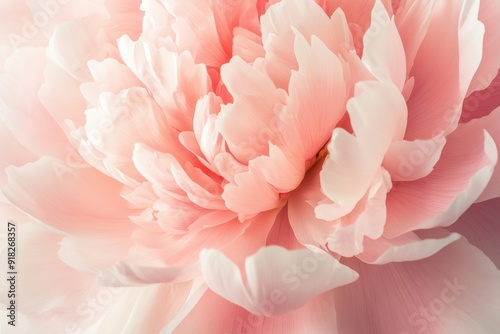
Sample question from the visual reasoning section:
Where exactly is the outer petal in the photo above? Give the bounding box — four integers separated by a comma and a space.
335, 239, 500, 333
0, 48, 69, 158
446, 197, 500, 269
404, 0, 484, 139
357, 229, 461, 264
91, 281, 193, 334
394, 0, 435, 74
384, 122, 497, 238
48, 15, 117, 81
382, 133, 447, 182
200, 246, 358, 316
0, 121, 36, 184
97, 261, 199, 287
467, 0, 500, 94
467, 107, 500, 202
164, 289, 340, 334
462, 71, 500, 122
1, 157, 138, 236
0, 223, 119, 334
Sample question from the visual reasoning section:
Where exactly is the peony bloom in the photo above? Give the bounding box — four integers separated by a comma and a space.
1, 0, 500, 332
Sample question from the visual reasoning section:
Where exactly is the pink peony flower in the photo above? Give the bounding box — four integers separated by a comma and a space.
1, 0, 500, 332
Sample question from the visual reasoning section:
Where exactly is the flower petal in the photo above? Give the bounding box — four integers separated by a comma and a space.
382, 132, 447, 181
362, 1, 406, 91
384, 115, 497, 238
2, 157, 138, 235
357, 229, 461, 264
165, 289, 340, 334
280, 32, 348, 161
446, 197, 500, 269
335, 239, 500, 333
320, 81, 407, 209
404, 0, 484, 139
200, 246, 358, 316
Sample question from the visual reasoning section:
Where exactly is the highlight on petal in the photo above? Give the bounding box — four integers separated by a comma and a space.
357, 229, 462, 264
280, 32, 348, 161
200, 246, 358, 316
382, 132, 447, 181
384, 118, 498, 238
97, 261, 199, 287
320, 80, 407, 209
362, 1, 406, 91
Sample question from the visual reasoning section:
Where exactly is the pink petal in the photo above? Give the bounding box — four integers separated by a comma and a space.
384, 122, 497, 238
462, 70, 500, 122
320, 81, 407, 209
288, 162, 339, 247
0, 48, 69, 158
118, 36, 210, 132
222, 162, 283, 218
24, 0, 108, 38
467, 0, 500, 94
81, 88, 172, 184
362, 1, 406, 91
394, 0, 435, 74
39, 57, 90, 131
382, 132, 447, 181
447, 197, 500, 269
280, 32, 348, 160
260, 0, 344, 89
2, 157, 138, 235
92, 282, 192, 334
357, 229, 461, 264
327, 168, 392, 257
0, 121, 36, 184
216, 56, 283, 162
97, 261, 199, 287
199, 246, 358, 316
335, 239, 500, 333
466, 107, 500, 202
80, 58, 142, 107
192, 93, 226, 167
265, 206, 304, 250
0, 224, 93, 312
133, 144, 226, 211
161, 0, 259, 67
58, 234, 134, 275
48, 15, 118, 81
166, 289, 340, 334
232, 26, 266, 63
404, 0, 484, 139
